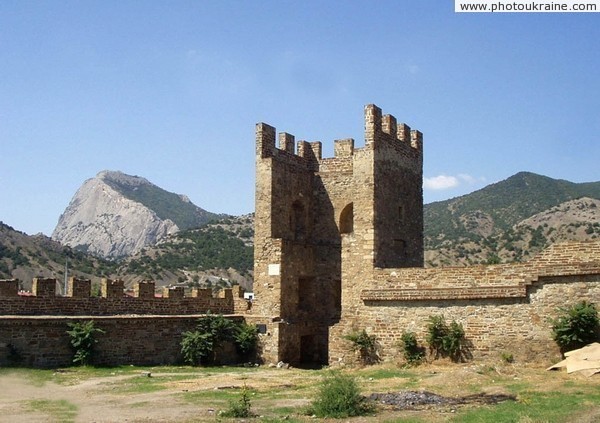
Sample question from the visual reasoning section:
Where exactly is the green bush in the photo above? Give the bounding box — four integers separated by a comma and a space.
181, 313, 236, 365
400, 331, 424, 366
344, 330, 379, 365
220, 384, 253, 418
426, 315, 447, 354
426, 315, 466, 362
180, 330, 214, 365
234, 322, 259, 359
66, 321, 105, 365
181, 314, 259, 365
551, 301, 599, 352
309, 372, 374, 418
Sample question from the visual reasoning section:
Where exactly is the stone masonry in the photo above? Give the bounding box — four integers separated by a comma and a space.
251, 104, 600, 366
0, 277, 250, 367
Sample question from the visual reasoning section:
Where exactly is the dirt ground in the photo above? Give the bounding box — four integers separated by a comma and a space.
0, 361, 598, 423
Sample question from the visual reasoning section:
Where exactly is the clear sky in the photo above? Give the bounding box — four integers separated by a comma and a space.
1, 1, 598, 236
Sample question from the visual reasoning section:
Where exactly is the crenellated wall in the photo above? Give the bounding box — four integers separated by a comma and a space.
0, 278, 250, 316
0, 277, 253, 367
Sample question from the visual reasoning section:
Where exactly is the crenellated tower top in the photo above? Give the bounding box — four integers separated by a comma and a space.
364, 103, 422, 153
256, 104, 422, 168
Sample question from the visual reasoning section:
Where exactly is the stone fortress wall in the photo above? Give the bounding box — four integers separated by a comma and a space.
0, 277, 250, 367
328, 241, 600, 364
1, 103, 599, 368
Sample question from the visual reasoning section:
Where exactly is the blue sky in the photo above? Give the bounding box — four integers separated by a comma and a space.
1, 1, 598, 236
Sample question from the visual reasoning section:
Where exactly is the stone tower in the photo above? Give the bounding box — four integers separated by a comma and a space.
253, 104, 423, 365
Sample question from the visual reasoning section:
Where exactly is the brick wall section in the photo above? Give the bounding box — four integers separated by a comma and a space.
366, 241, 600, 294
0, 315, 245, 368
32, 278, 57, 297
328, 241, 600, 365
163, 286, 185, 299
102, 278, 125, 298
134, 281, 155, 298
348, 274, 599, 364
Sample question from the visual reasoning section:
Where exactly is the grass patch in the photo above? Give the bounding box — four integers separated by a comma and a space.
183, 387, 243, 402
25, 399, 78, 423
0, 367, 56, 387
361, 367, 418, 380
269, 405, 300, 416
452, 390, 600, 423
504, 381, 533, 394
108, 373, 198, 394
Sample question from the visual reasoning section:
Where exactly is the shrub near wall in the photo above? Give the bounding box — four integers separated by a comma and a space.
551, 301, 600, 352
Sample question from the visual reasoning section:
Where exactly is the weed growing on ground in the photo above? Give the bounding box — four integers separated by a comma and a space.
500, 352, 514, 363
219, 383, 254, 418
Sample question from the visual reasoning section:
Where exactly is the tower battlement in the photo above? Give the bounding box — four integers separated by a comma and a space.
365, 103, 423, 153
256, 104, 422, 171
256, 122, 322, 169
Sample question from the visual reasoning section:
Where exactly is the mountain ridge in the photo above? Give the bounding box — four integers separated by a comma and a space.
3, 171, 599, 292
423, 172, 600, 266
424, 171, 600, 248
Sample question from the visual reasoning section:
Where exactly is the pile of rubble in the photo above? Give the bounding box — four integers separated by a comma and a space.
368, 391, 516, 410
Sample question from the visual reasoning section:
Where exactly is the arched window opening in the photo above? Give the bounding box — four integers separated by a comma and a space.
339, 203, 354, 234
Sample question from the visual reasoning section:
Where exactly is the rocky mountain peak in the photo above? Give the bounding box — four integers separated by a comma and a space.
97, 170, 151, 187
51, 171, 218, 259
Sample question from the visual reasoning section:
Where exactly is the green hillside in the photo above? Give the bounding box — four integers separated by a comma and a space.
0, 221, 118, 289
121, 225, 253, 278
424, 172, 600, 250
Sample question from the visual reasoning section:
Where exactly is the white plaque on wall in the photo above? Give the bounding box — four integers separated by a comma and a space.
268, 264, 280, 276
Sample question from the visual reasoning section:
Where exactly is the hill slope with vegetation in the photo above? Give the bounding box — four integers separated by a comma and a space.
424, 172, 600, 266
117, 214, 254, 291
0, 222, 117, 291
